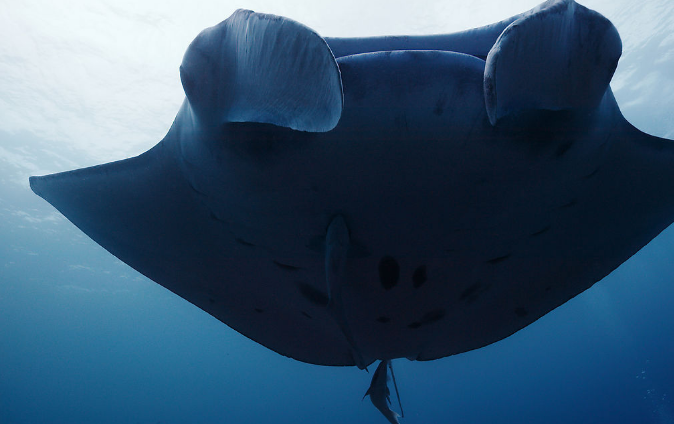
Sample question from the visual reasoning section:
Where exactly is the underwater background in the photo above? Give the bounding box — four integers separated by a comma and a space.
1, 0, 673, 423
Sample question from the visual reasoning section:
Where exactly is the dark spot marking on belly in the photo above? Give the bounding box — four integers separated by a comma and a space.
583, 167, 600, 179
558, 199, 577, 209
420, 309, 445, 324
187, 181, 206, 196
210, 211, 228, 224
301, 311, 312, 319
487, 254, 511, 265
555, 141, 573, 157
460, 282, 482, 303
433, 96, 446, 116
297, 282, 329, 307
235, 237, 255, 247
376, 316, 391, 324
254, 308, 264, 313
408, 309, 446, 329
530, 225, 551, 237
209, 297, 216, 304
273, 260, 302, 271
515, 307, 528, 317
412, 265, 427, 288
379, 256, 400, 290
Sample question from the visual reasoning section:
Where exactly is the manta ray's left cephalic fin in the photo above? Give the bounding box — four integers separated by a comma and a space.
484, 0, 622, 124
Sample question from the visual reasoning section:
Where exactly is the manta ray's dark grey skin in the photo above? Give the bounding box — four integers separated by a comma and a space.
30, 0, 674, 421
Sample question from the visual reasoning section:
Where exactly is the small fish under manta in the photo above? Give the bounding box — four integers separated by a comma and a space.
29, 0, 674, 422
364, 361, 404, 424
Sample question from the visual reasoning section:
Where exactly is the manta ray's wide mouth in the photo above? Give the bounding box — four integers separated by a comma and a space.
325, 36, 489, 61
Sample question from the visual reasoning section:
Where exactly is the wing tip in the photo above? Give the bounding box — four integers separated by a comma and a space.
28, 175, 44, 197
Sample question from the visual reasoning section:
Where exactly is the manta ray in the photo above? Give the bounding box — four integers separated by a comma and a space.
30, 0, 674, 421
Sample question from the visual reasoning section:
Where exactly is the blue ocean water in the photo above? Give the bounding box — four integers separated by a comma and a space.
2, 1, 674, 423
